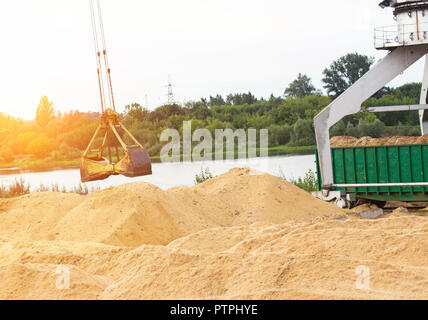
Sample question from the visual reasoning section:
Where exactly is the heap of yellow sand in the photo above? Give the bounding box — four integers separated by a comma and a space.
0, 169, 344, 247
0, 168, 426, 300
0, 215, 426, 300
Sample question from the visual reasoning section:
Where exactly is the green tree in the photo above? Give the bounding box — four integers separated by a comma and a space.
26, 134, 54, 158
35, 96, 55, 127
345, 122, 359, 137
330, 120, 346, 137
123, 103, 149, 123
322, 53, 375, 97
186, 101, 212, 120
268, 124, 292, 146
358, 119, 385, 138
150, 104, 186, 122
394, 82, 421, 100
226, 92, 257, 105
291, 118, 315, 146
209, 95, 226, 106
0, 145, 14, 163
284, 73, 318, 98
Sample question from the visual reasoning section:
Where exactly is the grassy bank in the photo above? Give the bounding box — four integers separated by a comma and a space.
0, 145, 316, 173
267, 145, 315, 156
0, 178, 101, 198
0, 159, 81, 172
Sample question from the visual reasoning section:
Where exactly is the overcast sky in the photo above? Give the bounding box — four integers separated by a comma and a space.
0, 0, 425, 119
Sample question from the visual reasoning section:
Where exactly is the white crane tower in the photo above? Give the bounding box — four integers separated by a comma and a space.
315, 0, 428, 190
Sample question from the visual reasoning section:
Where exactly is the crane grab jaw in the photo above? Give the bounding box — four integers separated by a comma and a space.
80, 109, 152, 183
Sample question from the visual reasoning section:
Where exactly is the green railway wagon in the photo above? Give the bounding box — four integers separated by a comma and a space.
316, 144, 428, 204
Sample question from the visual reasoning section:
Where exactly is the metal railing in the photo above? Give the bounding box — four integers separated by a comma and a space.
374, 22, 428, 49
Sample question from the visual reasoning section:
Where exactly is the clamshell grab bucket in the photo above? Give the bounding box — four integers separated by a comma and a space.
80, 109, 152, 183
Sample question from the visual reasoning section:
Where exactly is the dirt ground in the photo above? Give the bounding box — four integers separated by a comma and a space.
0, 168, 426, 300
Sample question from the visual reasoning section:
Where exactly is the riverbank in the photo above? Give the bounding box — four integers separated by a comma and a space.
0, 155, 317, 193
0, 145, 315, 174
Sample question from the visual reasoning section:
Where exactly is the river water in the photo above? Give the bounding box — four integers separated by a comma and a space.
0, 155, 316, 191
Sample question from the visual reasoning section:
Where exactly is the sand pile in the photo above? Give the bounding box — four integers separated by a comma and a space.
0, 216, 426, 300
0, 193, 82, 241
0, 169, 345, 247
0, 168, 426, 300
331, 135, 428, 148
101, 216, 428, 300
0, 263, 109, 300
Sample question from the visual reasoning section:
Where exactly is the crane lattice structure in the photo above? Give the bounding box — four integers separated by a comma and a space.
166, 75, 176, 104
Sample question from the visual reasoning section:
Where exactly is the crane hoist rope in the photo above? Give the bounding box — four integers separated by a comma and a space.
94, 0, 115, 110
80, 0, 152, 183
89, 0, 106, 113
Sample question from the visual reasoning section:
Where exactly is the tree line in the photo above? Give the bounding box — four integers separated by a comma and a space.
0, 52, 423, 165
